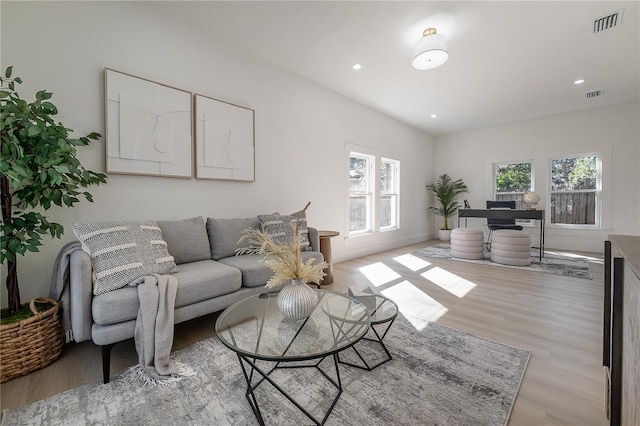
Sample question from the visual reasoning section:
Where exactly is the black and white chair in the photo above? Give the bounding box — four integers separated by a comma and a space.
485, 200, 523, 250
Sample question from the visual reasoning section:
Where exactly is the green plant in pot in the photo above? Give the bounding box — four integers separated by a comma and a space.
426, 173, 468, 241
0, 66, 107, 381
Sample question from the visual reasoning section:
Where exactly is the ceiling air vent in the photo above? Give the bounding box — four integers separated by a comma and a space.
593, 9, 624, 33
586, 90, 603, 99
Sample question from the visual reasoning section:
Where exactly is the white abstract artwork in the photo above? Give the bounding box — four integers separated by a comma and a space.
105, 69, 192, 178
194, 94, 255, 181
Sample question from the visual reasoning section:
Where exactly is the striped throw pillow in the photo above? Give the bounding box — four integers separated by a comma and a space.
257, 210, 312, 251
72, 220, 178, 295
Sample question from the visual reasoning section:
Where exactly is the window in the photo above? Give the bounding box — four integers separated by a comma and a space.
550, 154, 599, 226
494, 161, 532, 208
380, 158, 399, 230
349, 152, 374, 235
348, 151, 400, 236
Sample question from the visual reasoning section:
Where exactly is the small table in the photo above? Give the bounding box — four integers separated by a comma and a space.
318, 230, 340, 285
215, 290, 370, 425
337, 294, 398, 370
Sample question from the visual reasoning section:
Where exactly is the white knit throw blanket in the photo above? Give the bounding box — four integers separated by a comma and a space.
131, 274, 194, 385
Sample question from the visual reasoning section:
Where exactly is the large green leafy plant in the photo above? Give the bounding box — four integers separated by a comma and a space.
1, 67, 107, 313
426, 173, 468, 230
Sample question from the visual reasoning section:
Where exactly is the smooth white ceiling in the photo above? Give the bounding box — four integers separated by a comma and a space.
150, 1, 640, 136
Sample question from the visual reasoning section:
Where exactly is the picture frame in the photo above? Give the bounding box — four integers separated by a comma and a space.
104, 68, 193, 178
194, 93, 255, 182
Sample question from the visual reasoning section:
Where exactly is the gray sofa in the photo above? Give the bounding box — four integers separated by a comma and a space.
62, 216, 324, 383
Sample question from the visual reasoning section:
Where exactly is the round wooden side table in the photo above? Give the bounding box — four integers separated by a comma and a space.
318, 230, 339, 285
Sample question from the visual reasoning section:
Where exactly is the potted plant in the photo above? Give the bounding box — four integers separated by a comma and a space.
0, 66, 107, 382
426, 173, 468, 241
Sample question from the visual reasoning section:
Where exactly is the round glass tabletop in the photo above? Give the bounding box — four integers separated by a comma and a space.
215, 289, 370, 362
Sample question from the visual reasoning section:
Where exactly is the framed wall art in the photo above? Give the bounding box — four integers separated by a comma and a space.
194, 94, 255, 182
105, 68, 193, 178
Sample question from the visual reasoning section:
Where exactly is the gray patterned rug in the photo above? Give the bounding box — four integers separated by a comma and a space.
414, 244, 592, 279
1, 318, 530, 426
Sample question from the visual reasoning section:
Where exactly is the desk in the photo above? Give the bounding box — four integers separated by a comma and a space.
458, 209, 545, 261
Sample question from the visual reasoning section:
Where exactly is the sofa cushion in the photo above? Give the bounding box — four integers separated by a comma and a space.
218, 254, 273, 288
257, 209, 311, 251
72, 220, 178, 295
207, 217, 261, 260
91, 259, 242, 325
158, 217, 211, 264
218, 251, 325, 288
172, 260, 242, 307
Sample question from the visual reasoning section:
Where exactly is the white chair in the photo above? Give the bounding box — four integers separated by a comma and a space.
451, 228, 484, 260
490, 230, 531, 266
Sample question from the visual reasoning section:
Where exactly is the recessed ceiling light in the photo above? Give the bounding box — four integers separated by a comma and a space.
352, 63, 362, 70
430, 114, 437, 118
574, 79, 585, 85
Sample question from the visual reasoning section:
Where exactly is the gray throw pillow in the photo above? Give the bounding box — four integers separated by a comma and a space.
72, 220, 178, 295
158, 217, 211, 264
206, 217, 261, 260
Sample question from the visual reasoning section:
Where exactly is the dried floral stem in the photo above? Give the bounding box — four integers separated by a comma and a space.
236, 221, 328, 288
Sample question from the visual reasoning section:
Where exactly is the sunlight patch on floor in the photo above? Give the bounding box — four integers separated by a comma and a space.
392, 253, 432, 272
420, 267, 477, 298
359, 262, 402, 287
381, 280, 448, 331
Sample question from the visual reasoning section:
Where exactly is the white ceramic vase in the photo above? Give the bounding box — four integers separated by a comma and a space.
277, 279, 317, 321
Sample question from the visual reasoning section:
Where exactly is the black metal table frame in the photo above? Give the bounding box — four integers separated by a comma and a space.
338, 317, 396, 371
457, 208, 545, 261
236, 352, 343, 426
222, 291, 370, 426
337, 298, 398, 371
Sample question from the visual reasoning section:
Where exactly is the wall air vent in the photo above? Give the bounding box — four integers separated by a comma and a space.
593, 9, 624, 33
586, 90, 603, 99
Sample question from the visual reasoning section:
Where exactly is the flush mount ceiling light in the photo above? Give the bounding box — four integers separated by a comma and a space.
412, 27, 448, 70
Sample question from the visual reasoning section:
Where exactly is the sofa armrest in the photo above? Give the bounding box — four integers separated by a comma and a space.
69, 249, 94, 342
308, 227, 320, 252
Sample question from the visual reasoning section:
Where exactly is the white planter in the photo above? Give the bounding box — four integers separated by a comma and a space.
437, 229, 452, 241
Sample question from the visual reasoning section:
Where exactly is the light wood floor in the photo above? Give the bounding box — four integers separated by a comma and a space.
1, 240, 608, 425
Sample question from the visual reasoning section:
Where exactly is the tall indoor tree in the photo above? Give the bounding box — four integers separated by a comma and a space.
1, 66, 107, 313
426, 173, 469, 231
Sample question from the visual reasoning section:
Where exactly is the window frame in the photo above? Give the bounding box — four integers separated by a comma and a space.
348, 151, 375, 236
493, 160, 534, 225
548, 153, 601, 229
380, 157, 400, 231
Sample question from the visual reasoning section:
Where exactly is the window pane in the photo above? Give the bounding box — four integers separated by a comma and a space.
380, 161, 393, 194
350, 195, 368, 231
550, 192, 596, 224
495, 193, 527, 210
495, 163, 531, 193
551, 156, 597, 191
350, 156, 368, 193
380, 195, 396, 228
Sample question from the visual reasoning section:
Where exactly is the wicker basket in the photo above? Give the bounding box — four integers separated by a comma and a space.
0, 297, 64, 383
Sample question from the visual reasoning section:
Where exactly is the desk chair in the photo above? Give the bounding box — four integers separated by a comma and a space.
486, 200, 523, 250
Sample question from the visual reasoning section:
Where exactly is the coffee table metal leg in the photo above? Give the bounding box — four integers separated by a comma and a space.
338, 318, 396, 371
235, 353, 343, 425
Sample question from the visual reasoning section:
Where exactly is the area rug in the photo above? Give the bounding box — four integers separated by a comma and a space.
414, 244, 592, 279
1, 318, 530, 426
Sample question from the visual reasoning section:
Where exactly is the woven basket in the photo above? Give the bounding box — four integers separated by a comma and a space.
0, 297, 64, 383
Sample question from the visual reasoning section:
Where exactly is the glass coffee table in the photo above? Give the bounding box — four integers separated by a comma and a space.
215, 289, 370, 426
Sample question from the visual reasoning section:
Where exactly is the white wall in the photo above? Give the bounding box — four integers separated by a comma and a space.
434, 101, 640, 252
0, 1, 434, 305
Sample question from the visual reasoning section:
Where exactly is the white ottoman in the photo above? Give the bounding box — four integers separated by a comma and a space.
451, 228, 484, 260
490, 230, 531, 266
